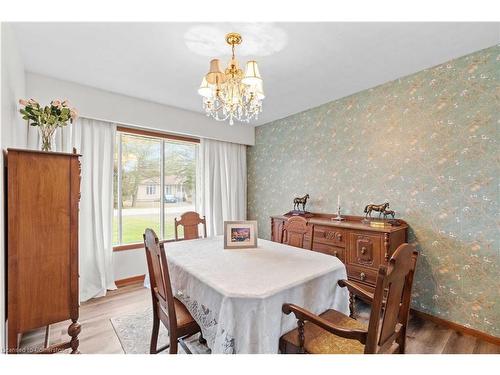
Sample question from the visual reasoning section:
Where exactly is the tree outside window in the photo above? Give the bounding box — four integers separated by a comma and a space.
113, 131, 198, 245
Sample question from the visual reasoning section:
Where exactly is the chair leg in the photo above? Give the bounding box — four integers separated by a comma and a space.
397, 329, 407, 354
150, 315, 160, 354
198, 332, 207, 345
178, 338, 192, 354
169, 336, 179, 354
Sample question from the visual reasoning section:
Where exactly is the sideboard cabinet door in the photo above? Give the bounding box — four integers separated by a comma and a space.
348, 232, 383, 270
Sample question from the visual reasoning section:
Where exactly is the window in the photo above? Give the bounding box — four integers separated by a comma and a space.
113, 128, 199, 246
146, 185, 156, 195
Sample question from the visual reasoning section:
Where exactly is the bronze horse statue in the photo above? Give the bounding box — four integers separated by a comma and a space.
293, 194, 310, 212
364, 202, 390, 218
383, 209, 395, 219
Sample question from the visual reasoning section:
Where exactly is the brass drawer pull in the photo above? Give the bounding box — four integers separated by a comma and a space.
360, 272, 366, 281
361, 247, 367, 254
333, 251, 338, 257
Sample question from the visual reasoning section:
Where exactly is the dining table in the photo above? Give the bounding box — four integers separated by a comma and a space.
146, 235, 349, 354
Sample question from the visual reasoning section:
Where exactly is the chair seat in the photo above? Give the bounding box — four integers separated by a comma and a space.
174, 298, 199, 333
280, 309, 367, 354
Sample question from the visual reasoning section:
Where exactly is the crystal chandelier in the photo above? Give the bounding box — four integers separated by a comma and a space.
198, 32, 265, 125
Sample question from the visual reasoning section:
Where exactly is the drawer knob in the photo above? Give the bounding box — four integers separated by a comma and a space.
360, 272, 366, 281
361, 247, 367, 254
333, 251, 338, 257
337, 234, 342, 241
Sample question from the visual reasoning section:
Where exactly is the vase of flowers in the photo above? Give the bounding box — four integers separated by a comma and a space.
19, 98, 78, 152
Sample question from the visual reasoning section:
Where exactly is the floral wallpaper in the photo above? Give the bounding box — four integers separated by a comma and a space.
247, 45, 499, 336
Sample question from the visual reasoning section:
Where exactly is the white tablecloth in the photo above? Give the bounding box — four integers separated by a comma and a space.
147, 236, 349, 354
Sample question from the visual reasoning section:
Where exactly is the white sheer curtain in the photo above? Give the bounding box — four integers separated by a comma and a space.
28, 118, 117, 301
197, 138, 247, 236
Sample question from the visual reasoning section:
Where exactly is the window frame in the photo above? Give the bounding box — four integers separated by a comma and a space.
113, 126, 199, 251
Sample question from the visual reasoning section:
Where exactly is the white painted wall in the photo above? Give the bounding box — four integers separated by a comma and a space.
1, 27, 27, 148
26, 72, 255, 146
1, 23, 27, 353
113, 250, 147, 281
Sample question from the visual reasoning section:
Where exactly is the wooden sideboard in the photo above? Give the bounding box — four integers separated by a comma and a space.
5, 148, 81, 354
271, 213, 408, 293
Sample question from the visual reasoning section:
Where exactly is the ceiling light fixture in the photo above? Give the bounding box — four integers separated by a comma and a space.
198, 32, 264, 125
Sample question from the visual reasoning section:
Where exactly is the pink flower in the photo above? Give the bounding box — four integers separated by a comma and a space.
51, 99, 61, 107
70, 109, 79, 120
19, 99, 28, 106
62, 100, 69, 107
27, 98, 38, 106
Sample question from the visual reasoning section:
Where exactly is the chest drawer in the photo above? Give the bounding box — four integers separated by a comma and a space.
347, 264, 378, 285
313, 225, 345, 247
311, 242, 345, 263
348, 232, 383, 269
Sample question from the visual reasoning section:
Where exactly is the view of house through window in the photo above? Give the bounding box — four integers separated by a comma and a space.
113, 130, 198, 245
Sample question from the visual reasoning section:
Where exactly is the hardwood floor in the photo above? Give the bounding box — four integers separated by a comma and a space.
19, 283, 500, 354
20, 284, 150, 354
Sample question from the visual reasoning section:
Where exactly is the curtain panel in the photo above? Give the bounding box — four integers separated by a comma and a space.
197, 138, 247, 236
28, 118, 117, 301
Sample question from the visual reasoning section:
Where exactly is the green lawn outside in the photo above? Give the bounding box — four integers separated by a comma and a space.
113, 215, 182, 245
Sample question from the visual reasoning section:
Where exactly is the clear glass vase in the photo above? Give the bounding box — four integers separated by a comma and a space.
39, 124, 57, 152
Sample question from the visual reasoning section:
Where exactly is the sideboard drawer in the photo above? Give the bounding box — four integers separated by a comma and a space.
347, 264, 378, 285
311, 242, 345, 262
348, 232, 383, 269
313, 225, 345, 247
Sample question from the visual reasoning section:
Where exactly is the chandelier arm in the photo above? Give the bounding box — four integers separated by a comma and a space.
213, 93, 227, 110
209, 111, 230, 122
212, 102, 226, 112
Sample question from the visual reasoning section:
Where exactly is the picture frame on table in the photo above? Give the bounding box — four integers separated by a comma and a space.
223, 220, 258, 249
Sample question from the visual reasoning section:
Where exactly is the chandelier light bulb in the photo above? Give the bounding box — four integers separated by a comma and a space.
249, 80, 265, 100
198, 77, 213, 98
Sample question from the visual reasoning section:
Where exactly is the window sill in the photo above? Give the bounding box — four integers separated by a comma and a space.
113, 243, 143, 252
113, 239, 176, 252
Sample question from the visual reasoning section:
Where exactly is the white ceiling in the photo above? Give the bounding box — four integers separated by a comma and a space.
11, 22, 500, 126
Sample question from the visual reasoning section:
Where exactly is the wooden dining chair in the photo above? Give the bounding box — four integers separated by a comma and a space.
280, 243, 418, 354
174, 211, 207, 241
143, 228, 205, 354
282, 216, 310, 249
